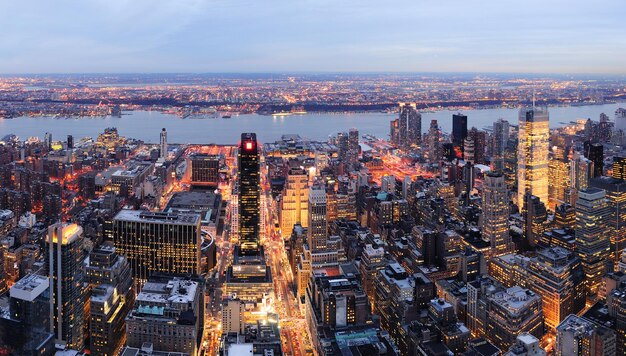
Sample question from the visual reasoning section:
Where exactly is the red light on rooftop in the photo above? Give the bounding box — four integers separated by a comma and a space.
245, 141, 254, 151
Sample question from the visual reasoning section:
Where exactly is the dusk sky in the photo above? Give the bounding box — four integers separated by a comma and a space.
1, 0, 625, 74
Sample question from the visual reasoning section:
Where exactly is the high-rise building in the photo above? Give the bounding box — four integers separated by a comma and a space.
452, 113, 468, 152
492, 119, 510, 171
126, 276, 204, 355
468, 127, 486, 164
482, 172, 514, 257
190, 153, 220, 187
67, 135, 73, 150
398, 103, 421, 148
517, 106, 549, 207
238, 133, 261, 256
527, 248, 586, 330
390, 118, 399, 147
221, 298, 245, 335
0, 274, 55, 355
576, 188, 611, 295
46, 223, 86, 350
548, 146, 571, 210
306, 271, 371, 353
428, 119, 441, 164
467, 276, 544, 351
44, 132, 52, 151
583, 141, 603, 178
374, 263, 421, 353
464, 136, 475, 164
590, 176, 626, 266
489, 248, 586, 331
613, 156, 626, 180
306, 185, 344, 266
607, 286, 626, 355
555, 314, 616, 356
112, 210, 202, 287
359, 244, 386, 309
615, 108, 626, 132
554, 203, 576, 230
486, 286, 544, 351
523, 192, 548, 247
570, 152, 593, 205
230, 187, 239, 238
381, 175, 396, 194
159, 128, 167, 159
279, 167, 309, 239
86, 245, 135, 356
347, 128, 360, 168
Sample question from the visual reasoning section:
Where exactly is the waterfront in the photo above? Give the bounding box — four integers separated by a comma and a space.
1, 102, 624, 144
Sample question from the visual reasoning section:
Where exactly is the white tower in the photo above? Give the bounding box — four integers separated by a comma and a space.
159, 128, 168, 159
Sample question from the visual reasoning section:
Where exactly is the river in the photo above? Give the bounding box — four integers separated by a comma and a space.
1, 103, 623, 144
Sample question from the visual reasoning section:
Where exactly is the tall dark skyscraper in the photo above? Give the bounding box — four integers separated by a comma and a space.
238, 132, 261, 256
452, 113, 468, 151
583, 141, 603, 178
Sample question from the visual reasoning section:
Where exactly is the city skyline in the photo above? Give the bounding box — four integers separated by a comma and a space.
3, 2, 626, 355
1, 1, 626, 74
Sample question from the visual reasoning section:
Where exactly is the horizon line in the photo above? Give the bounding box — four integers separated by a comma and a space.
1, 71, 626, 78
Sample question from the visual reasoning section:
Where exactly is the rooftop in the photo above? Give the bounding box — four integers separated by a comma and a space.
10, 274, 49, 302
114, 209, 200, 226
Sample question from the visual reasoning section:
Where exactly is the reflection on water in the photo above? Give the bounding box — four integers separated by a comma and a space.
0, 103, 623, 144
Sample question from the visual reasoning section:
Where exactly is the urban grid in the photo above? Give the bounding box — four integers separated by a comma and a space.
1, 2, 626, 356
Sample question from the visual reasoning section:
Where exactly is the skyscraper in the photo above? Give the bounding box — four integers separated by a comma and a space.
517, 106, 549, 207
44, 132, 52, 151
428, 119, 441, 164
613, 156, 626, 180
338, 128, 360, 169
126, 275, 204, 355
2, 274, 55, 355
398, 103, 421, 148
526, 248, 586, 330
86, 245, 134, 356
482, 172, 513, 257
590, 176, 626, 266
615, 108, 626, 132
46, 223, 86, 350
556, 315, 616, 356
112, 210, 202, 287
464, 136, 475, 164
452, 113, 468, 150
489, 247, 586, 331
468, 127, 486, 164
583, 141, 603, 178
570, 152, 593, 204
159, 127, 167, 159
492, 119, 510, 171
523, 192, 548, 247
238, 132, 261, 256
307, 185, 328, 254
575, 187, 611, 295
190, 153, 220, 187
548, 145, 571, 210
390, 118, 399, 147
279, 167, 309, 238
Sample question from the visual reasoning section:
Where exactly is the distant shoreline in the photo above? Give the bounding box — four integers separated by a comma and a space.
4, 98, 625, 120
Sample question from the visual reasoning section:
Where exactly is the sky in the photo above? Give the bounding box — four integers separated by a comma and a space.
0, 0, 625, 74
